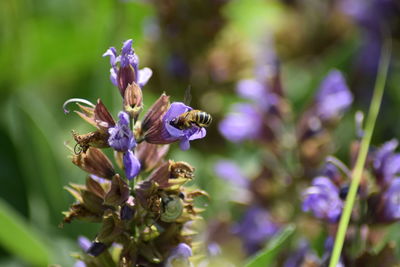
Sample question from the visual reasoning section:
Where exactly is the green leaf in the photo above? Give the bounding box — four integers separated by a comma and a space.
244, 224, 296, 267
0, 199, 50, 266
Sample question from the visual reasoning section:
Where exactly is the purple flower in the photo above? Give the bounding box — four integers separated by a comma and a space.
373, 139, 400, 185
284, 240, 315, 267
315, 70, 353, 120
108, 112, 136, 152
302, 177, 343, 222
232, 206, 278, 254
382, 179, 400, 220
322, 162, 341, 184
108, 112, 141, 179
214, 160, 249, 188
161, 102, 206, 150
103, 39, 152, 95
236, 79, 279, 112
74, 261, 86, 267
123, 150, 141, 180
165, 243, 193, 267
219, 104, 263, 143
78, 236, 91, 252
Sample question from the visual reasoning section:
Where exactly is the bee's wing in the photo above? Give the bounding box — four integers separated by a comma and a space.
184, 85, 192, 106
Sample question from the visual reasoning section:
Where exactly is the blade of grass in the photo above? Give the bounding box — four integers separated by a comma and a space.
0, 198, 50, 266
329, 40, 391, 267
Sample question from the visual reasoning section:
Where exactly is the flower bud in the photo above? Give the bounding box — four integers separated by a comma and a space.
72, 147, 115, 179
124, 82, 143, 119
136, 142, 169, 172
142, 94, 170, 133
87, 241, 107, 257
104, 174, 130, 206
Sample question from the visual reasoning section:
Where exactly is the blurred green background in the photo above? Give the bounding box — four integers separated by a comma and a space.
1, 0, 400, 266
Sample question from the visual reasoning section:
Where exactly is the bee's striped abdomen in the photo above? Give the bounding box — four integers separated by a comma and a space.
195, 111, 212, 127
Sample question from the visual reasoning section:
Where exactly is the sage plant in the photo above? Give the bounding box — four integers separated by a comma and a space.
62, 39, 209, 267
213, 54, 354, 262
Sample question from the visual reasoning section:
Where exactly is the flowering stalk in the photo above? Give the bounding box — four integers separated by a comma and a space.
329, 38, 391, 267
62, 39, 210, 267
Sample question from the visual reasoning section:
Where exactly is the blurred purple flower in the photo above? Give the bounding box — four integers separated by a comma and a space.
207, 242, 222, 257
382, 179, 400, 220
373, 139, 400, 185
78, 236, 91, 252
284, 240, 316, 267
161, 102, 206, 150
214, 160, 249, 188
315, 70, 353, 120
165, 243, 193, 267
302, 177, 343, 222
123, 150, 141, 180
108, 112, 136, 152
232, 206, 279, 254
322, 162, 341, 184
74, 261, 86, 267
236, 79, 279, 112
103, 39, 152, 95
219, 104, 263, 143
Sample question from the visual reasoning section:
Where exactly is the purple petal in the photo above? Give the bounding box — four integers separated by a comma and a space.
374, 139, 398, 170
179, 139, 190, 151
214, 160, 249, 187
188, 127, 206, 141
166, 243, 192, 267
219, 104, 262, 142
118, 111, 130, 125
110, 68, 118, 86
108, 112, 136, 152
78, 236, 91, 252
123, 150, 141, 180
384, 179, 400, 219
236, 79, 265, 101
164, 102, 192, 139
138, 67, 153, 87
315, 70, 353, 120
74, 261, 87, 267
232, 206, 278, 253
103, 47, 117, 66
302, 176, 342, 222
122, 39, 133, 55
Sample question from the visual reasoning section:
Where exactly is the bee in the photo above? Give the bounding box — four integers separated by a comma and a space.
170, 110, 212, 130
170, 85, 212, 130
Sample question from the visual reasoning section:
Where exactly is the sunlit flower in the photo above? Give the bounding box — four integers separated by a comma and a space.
103, 39, 152, 95
108, 111, 140, 179
123, 150, 141, 180
144, 101, 206, 150
108, 112, 136, 152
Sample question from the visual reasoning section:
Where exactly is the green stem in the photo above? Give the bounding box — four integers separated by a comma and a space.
329, 40, 391, 267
